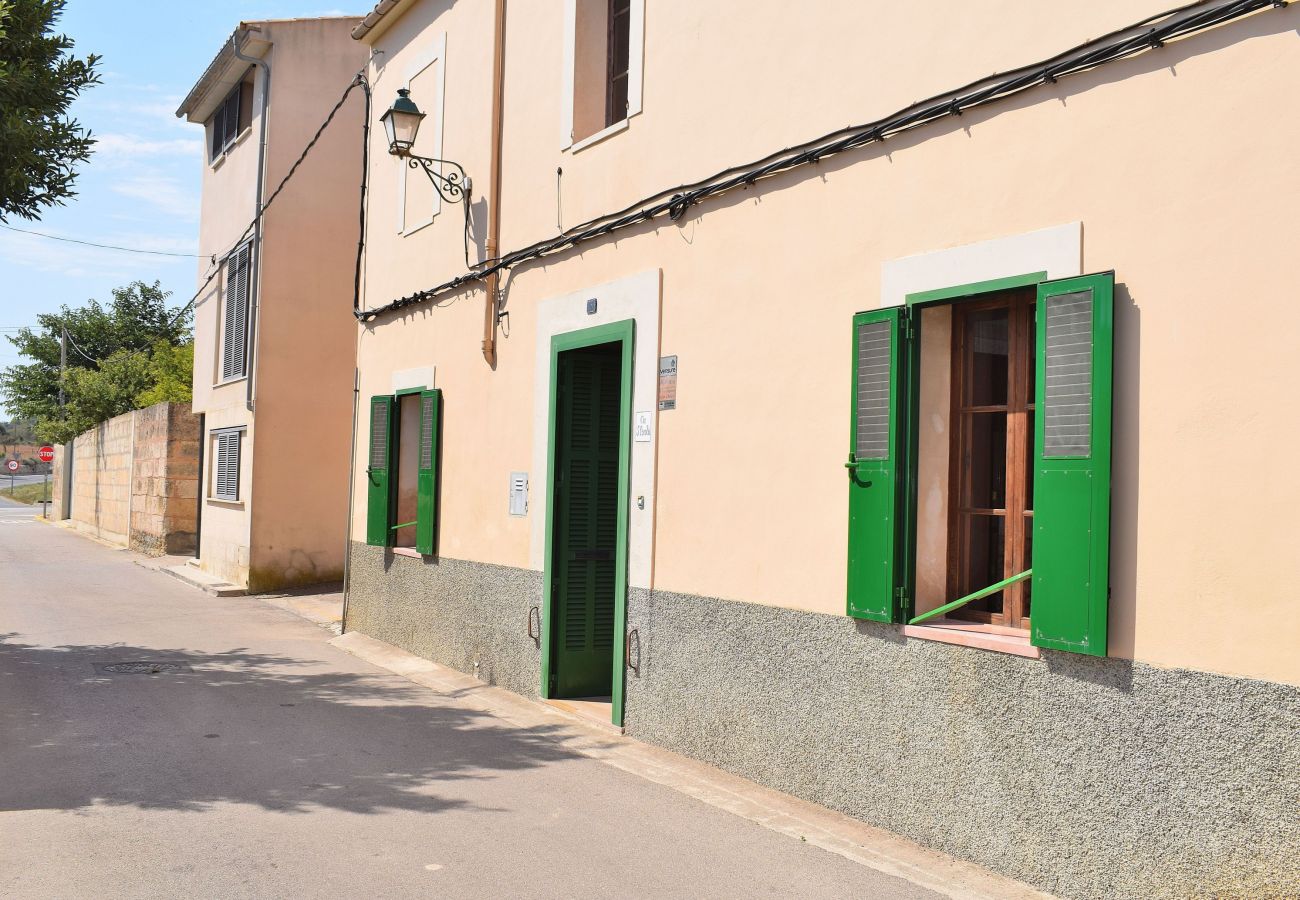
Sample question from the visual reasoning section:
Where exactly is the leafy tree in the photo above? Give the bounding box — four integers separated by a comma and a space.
0, 0, 100, 220
0, 280, 192, 443
135, 340, 193, 407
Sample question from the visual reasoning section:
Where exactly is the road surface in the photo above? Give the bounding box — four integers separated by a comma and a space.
0, 512, 947, 899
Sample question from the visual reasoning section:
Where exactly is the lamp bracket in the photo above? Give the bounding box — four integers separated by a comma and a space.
406, 154, 470, 204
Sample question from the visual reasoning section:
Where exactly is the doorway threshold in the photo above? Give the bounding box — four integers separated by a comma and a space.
543, 696, 618, 733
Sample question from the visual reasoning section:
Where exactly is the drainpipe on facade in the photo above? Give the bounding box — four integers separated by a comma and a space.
234, 32, 270, 412
482, 0, 506, 366
340, 367, 360, 633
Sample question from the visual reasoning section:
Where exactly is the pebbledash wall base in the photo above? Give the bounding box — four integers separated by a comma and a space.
344, 543, 1300, 900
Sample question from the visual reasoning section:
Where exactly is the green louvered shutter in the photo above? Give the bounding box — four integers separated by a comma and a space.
1031, 273, 1113, 655
846, 307, 906, 622
366, 395, 396, 547
415, 388, 441, 556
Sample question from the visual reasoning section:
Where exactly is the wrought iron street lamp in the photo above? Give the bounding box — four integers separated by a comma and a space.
380, 88, 470, 204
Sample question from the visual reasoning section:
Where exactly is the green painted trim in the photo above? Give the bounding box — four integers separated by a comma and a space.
905, 271, 1047, 307
389, 521, 418, 530
540, 319, 635, 727
394, 385, 425, 396
908, 569, 1032, 625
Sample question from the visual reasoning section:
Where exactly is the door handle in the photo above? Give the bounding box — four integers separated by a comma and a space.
626, 627, 640, 675
527, 605, 540, 642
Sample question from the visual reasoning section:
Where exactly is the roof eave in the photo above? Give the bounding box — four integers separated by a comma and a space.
175, 26, 273, 122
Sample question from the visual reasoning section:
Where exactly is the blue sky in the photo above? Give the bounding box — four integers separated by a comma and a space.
0, 1, 359, 410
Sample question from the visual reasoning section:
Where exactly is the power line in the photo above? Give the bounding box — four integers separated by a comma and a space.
0, 222, 204, 258
358, 0, 1287, 322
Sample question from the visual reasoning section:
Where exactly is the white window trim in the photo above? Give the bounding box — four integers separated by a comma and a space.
208, 427, 246, 504
559, 0, 645, 151
879, 222, 1082, 309
398, 32, 448, 236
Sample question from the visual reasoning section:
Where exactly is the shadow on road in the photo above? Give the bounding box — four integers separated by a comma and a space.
0, 632, 579, 816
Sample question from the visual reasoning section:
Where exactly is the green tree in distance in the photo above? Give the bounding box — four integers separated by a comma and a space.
0, 281, 193, 444
0, 0, 100, 220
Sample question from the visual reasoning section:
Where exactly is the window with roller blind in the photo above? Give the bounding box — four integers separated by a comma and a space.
210, 429, 243, 502
208, 77, 253, 162
220, 242, 252, 382
846, 272, 1113, 656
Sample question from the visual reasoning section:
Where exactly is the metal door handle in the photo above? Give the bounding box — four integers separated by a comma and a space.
527, 605, 540, 642
626, 627, 640, 675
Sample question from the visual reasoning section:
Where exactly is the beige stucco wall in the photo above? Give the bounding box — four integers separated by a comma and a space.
352, 2, 1300, 687
188, 18, 364, 589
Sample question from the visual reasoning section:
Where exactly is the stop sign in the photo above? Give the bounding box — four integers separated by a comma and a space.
38, 446, 55, 463
5, 460, 18, 473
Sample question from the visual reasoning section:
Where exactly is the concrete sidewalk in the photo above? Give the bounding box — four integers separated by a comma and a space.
1, 512, 1046, 899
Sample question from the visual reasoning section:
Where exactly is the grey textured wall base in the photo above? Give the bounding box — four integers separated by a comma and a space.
625, 588, 1300, 900
345, 543, 542, 699
343, 546, 1298, 899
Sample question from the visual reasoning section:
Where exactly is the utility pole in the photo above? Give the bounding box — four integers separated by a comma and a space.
59, 325, 67, 409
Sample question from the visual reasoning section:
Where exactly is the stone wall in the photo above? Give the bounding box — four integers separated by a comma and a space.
129, 402, 200, 555
53, 402, 199, 555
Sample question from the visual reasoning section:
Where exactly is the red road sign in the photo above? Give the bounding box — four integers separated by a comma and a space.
5, 460, 18, 473
38, 446, 55, 463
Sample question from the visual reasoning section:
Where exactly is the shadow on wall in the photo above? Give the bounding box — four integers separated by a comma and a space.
1108, 282, 1141, 662
0, 632, 577, 816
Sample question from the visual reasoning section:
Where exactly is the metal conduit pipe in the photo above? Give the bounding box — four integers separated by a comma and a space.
234, 33, 271, 412
482, 0, 507, 366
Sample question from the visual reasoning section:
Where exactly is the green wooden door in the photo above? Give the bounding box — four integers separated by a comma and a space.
552, 342, 622, 697
846, 307, 907, 621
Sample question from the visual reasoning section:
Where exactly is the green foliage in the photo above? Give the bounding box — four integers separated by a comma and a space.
0, 0, 101, 220
0, 281, 193, 443
135, 340, 193, 407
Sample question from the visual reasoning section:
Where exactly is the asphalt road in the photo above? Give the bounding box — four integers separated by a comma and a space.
0, 515, 941, 899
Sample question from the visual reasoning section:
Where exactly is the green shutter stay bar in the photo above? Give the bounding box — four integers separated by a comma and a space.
389, 521, 418, 530
907, 569, 1032, 625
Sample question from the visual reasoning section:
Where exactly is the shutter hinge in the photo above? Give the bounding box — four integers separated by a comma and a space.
894, 586, 908, 615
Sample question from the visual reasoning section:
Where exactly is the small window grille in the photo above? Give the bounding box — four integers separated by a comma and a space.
213, 431, 241, 501
369, 400, 390, 470
855, 320, 892, 460
1043, 290, 1093, 457
419, 395, 435, 470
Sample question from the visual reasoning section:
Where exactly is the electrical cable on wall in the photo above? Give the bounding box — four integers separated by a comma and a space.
356, 0, 1288, 323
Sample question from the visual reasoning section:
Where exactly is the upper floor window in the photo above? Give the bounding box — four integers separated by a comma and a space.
209, 78, 252, 162
564, 0, 643, 149
220, 243, 252, 381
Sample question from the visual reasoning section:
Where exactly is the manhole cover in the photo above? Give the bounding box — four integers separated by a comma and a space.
94, 661, 194, 675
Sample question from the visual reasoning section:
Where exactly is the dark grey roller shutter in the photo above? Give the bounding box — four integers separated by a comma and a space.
214, 432, 240, 501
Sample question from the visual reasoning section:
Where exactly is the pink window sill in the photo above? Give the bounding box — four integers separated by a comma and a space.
391, 546, 423, 559
902, 619, 1041, 658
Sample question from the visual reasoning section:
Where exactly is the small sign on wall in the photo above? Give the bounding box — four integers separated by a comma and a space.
508, 471, 528, 517
634, 411, 652, 442
658, 356, 677, 410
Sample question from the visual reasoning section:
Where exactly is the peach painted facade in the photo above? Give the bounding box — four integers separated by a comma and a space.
351, 0, 1300, 687
342, 5, 1300, 895
179, 18, 366, 590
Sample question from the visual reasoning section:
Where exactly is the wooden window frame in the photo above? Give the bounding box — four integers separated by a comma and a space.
605, 0, 632, 128
945, 288, 1035, 631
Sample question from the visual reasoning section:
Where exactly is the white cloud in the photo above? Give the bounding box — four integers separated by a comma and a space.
95, 134, 203, 161
110, 175, 201, 221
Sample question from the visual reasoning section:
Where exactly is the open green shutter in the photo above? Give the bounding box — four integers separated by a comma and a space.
366, 395, 396, 547
415, 388, 441, 556
847, 307, 906, 622
1031, 272, 1113, 655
